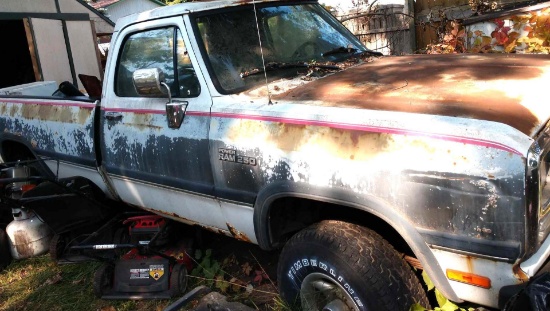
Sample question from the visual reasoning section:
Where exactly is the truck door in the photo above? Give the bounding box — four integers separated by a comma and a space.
100, 17, 224, 228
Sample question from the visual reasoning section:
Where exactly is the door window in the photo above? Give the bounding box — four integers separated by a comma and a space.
115, 27, 200, 98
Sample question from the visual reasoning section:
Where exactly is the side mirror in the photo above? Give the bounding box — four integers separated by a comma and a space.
132, 68, 169, 97
132, 68, 187, 129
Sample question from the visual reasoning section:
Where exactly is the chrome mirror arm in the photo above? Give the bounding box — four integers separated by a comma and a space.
160, 82, 172, 104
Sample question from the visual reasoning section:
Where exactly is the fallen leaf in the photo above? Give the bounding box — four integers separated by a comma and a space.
253, 270, 269, 285
44, 273, 62, 286
241, 262, 253, 276
229, 277, 244, 293
215, 275, 229, 293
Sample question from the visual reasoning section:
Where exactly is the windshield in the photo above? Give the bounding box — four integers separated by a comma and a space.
194, 3, 366, 93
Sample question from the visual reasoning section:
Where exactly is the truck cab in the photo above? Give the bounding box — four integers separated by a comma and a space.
2, 1, 550, 310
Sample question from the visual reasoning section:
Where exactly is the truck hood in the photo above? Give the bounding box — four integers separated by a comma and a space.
273, 54, 550, 137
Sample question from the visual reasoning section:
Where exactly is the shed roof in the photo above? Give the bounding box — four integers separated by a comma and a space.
88, 0, 165, 10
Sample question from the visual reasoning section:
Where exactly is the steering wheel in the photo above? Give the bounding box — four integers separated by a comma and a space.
291, 41, 318, 60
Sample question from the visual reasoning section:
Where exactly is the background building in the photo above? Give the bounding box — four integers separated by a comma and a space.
0, 0, 114, 90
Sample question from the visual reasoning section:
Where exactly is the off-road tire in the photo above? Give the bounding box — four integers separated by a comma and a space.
93, 263, 113, 298
278, 220, 430, 311
0, 228, 12, 270
169, 263, 188, 297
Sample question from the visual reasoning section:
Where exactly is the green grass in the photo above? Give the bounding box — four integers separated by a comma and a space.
0, 251, 285, 311
0, 227, 287, 311
0, 256, 177, 311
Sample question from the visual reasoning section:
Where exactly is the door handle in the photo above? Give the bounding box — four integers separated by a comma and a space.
166, 101, 188, 129
105, 112, 123, 121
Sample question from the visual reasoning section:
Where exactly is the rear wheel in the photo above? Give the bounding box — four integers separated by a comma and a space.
113, 227, 130, 257
278, 220, 429, 311
169, 263, 188, 297
93, 263, 113, 298
49, 233, 68, 262
0, 228, 12, 270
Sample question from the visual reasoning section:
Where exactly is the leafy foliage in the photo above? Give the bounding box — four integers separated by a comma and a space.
411, 271, 482, 311
515, 9, 550, 54
425, 7, 550, 54
426, 21, 466, 54
189, 248, 275, 300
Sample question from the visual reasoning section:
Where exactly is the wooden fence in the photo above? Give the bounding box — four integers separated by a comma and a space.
339, 4, 415, 55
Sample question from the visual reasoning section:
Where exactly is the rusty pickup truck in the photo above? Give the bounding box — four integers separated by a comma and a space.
1, 0, 550, 310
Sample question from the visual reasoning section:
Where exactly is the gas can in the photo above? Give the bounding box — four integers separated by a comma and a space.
6, 208, 52, 260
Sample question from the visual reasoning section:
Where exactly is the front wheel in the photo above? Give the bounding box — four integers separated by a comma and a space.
277, 220, 429, 311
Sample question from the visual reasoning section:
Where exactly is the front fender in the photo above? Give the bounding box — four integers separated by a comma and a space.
253, 181, 461, 303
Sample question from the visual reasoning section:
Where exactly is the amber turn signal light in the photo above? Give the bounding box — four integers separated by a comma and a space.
446, 269, 491, 289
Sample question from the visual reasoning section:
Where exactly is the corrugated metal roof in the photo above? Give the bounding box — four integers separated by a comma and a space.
88, 0, 165, 9
88, 0, 120, 9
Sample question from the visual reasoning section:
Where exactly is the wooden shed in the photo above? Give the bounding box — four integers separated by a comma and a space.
0, 0, 114, 91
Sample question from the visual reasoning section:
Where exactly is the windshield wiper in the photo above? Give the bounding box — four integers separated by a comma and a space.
360, 50, 384, 57
322, 46, 358, 57
322, 46, 383, 58
240, 62, 341, 79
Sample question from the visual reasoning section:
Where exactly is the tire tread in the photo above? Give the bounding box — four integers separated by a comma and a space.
278, 220, 430, 311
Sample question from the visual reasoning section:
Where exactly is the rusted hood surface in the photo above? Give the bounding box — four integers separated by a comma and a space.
275, 54, 550, 137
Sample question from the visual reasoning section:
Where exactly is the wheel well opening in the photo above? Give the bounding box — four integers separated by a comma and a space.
0, 139, 55, 180
1, 140, 36, 163
268, 197, 416, 259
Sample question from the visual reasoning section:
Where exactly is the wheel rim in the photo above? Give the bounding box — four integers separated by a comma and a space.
300, 273, 360, 311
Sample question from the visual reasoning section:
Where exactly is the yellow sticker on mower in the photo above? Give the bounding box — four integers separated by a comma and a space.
149, 265, 164, 280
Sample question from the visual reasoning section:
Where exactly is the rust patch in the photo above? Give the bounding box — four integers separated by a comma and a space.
227, 120, 396, 161
21, 104, 36, 119
146, 207, 194, 225
9, 105, 19, 117
275, 54, 550, 136
0, 103, 6, 116
13, 230, 34, 258
59, 107, 73, 123
465, 255, 474, 273
226, 223, 251, 242
200, 225, 230, 237
19, 104, 92, 124
512, 262, 529, 282
78, 108, 91, 124
127, 113, 162, 131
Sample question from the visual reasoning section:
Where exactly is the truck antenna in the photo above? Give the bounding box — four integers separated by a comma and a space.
252, 0, 273, 105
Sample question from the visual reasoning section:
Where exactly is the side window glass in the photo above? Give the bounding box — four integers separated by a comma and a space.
115, 27, 200, 98
176, 29, 200, 98
115, 28, 175, 97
